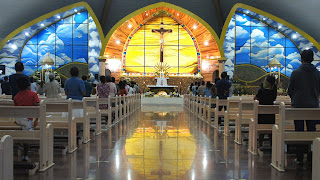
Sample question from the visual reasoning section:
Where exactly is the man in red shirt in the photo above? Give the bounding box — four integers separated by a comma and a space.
14, 76, 39, 161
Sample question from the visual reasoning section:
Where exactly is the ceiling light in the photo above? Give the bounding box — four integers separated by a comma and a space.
74, 9, 77, 12
193, 25, 197, 29
292, 34, 297, 39
41, 23, 44, 27
278, 25, 282, 29
25, 32, 29, 36
11, 44, 17, 50
246, 10, 249, 13
177, 13, 179, 16
116, 40, 120, 44
204, 41, 209, 46
146, 13, 148, 16
77, 12, 80, 15
57, 15, 61, 19
263, 18, 266, 20
128, 24, 132, 28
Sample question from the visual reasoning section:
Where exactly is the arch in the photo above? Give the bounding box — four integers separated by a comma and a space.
101, 2, 224, 58
0, 2, 104, 53
220, 3, 320, 52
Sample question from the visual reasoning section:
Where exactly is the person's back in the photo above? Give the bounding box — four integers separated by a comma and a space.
44, 75, 61, 98
215, 72, 231, 99
1, 77, 11, 95
9, 62, 29, 99
288, 64, 320, 108
82, 76, 93, 97
64, 67, 86, 100
197, 81, 206, 96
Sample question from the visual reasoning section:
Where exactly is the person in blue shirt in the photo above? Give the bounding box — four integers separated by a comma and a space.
215, 72, 231, 124
64, 67, 86, 100
203, 81, 212, 97
82, 75, 93, 97
9, 62, 29, 100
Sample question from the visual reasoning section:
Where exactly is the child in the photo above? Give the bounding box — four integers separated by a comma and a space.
254, 75, 277, 148
14, 76, 40, 161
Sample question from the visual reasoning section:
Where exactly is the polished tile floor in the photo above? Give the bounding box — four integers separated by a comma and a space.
15, 97, 312, 180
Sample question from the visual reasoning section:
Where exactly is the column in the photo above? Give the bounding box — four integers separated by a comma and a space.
98, 56, 107, 76
218, 57, 226, 78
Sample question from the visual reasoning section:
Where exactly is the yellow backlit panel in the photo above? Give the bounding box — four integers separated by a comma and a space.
129, 30, 144, 45
126, 46, 144, 66
125, 15, 198, 74
145, 46, 160, 66
179, 27, 194, 45
179, 46, 197, 66
145, 25, 161, 45
126, 67, 144, 73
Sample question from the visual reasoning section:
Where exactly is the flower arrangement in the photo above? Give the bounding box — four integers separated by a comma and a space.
232, 75, 240, 83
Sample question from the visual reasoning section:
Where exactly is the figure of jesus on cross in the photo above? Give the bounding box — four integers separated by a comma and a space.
152, 22, 172, 63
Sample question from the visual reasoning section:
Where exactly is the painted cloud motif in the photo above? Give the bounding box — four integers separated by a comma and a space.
0, 7, 102, 82
223, 9, 320, 79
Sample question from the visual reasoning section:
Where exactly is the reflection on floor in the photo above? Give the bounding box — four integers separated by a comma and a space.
16, 101, 312, 179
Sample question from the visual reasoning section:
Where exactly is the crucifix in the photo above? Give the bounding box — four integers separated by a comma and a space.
152, 22, 172, 63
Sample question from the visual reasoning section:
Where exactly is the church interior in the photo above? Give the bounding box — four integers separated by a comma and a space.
0, 0, 320, 179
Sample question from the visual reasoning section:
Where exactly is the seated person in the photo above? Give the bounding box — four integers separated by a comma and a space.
14, 76, 40, 161
254, 75, 277, 148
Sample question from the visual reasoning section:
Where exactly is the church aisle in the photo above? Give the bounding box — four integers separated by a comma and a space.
15, 101, 312, 180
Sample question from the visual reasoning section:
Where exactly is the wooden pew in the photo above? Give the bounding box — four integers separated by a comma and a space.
313, 138, 320, 180
43, 98, 77, 153
271, 102, 320, 172
0, 101, 54, 172
214, 97, 227, 130
234, 97, 255, 144
83, 97, 102, 135
0, 135, 13, 180
223, 96, 242, 136
72, 100, 90, 144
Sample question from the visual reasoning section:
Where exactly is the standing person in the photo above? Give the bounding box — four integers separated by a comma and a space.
1, 76, 11, 95
29, 77, 38, 93
215, 72, 231, 124
82, 75, 93, 97
97, 76, 110, 109
9, 62, 30, 99
197, 81, 206, 96
118, 80, 127, 96
112, 77, 120, 94
133, 82, 139, 94
186, 83, 193, 94
192, 82, 197, 95
226, 75, 233, 97
128, 83, 135, 95
106, 75, 117, 97
44, 74, 61, 98
14, 76, 40, 161
64, 66, 86, 100
37, 81, 45, 95
287, 49, 320, 164
254, 75, 277, 148
203, 81, 212, 97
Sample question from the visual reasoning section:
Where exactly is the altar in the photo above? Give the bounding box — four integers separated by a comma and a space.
148, 77, 177, 94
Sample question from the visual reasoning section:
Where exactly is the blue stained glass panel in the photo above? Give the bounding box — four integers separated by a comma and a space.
73, 46, 88, 63
286, 38, 296, 48
73, 24, 88, 45
38, 25, 55, 45
56, 45, 72, 67
56, 23, 72, 45
73, 11, 88, 24
251, 47, 268, 67
235, 46, 250, 65
21, 44, 37, 66
23, 66, 37, 76
269, 27, 285, 47
26, 35, 38, 45
251, 18, 267, 26
235, 26, 250, 47
235, 13, 251, 26
37, 44, 55, 61
251, 26, 268, 47
57, 16, 72, 24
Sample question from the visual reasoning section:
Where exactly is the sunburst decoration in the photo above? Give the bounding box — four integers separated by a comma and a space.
154, 62, 170, 77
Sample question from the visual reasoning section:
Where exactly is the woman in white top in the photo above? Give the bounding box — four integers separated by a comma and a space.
30, 77, 38, 93
44, 73, 61, 98
105, 75, 117, 97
